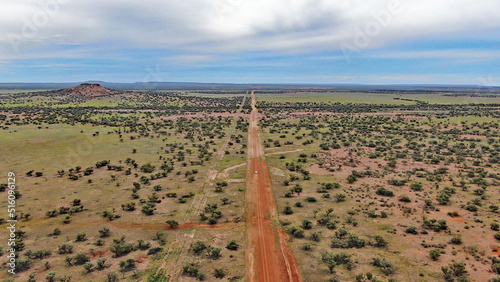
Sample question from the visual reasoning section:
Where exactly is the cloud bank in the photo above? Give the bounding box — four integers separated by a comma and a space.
1, 0, 499, 83
2, 0, 499, 57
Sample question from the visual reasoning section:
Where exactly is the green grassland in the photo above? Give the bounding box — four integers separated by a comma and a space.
0, 88, 499, 281
0, 91, 249, 281
257, 91, 500, 104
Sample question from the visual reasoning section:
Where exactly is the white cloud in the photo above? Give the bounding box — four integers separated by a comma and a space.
370, 50, 500, 60
1, 0, 500, 59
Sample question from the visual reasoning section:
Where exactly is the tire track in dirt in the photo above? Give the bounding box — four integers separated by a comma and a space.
217, 162, 246, 179
265, 148, 304, 156
15, 218, 241, 231
246, 91, 301, 282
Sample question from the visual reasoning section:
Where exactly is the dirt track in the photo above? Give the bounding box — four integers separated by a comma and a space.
246, 91, 301, 282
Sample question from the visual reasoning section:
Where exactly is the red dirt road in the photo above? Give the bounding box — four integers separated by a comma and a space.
246, 91, 301, 282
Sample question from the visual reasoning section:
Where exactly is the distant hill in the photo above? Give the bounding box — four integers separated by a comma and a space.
60, 83, 119, 98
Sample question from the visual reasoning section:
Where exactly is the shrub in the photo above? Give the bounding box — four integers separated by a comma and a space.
140, 163, 155, 173
110, 238, 135, 257
331, 233, 366, 249
72, 253, 90, 265
302, 220, 313, 230
119, 258, 136, 272
411, 182, 423, 191
376, 187, 394, 197
14, 258, 32, 273
75, 233, 87, 242
191, 241, 207, 255
214, 268, 225, 279
96, 258, 108, 270
147, 247, 163, 255
53, 228, 61, 236
442, 262, 467, 281
58, 244, 74, 254
450, 236, 463, 245
372, 258, 395, 275
107, 272, 119, 282
183, 264, 204, 280
166, 220, 179, 228
206, 246, 221, 259
399, 195, 411, 202
373, 235, 388, 247
347, 175, 357, 183
305, 197, 317, 202
83, 261, 94, 272
405, 226, 418, 234
45, 271, 56, 282
429, 249, 441, 260
495, 233, 500, 241
322, 252, 353, 274
387, 179, 407, 186
335, 193, 346, 202
226, 240, 239, 250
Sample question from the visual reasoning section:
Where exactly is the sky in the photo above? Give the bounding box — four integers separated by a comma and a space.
1, 0, 500, 85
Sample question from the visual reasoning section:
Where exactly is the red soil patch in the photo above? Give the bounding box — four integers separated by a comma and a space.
246, 91, 301, 282
88, 250, 108, 257
449, 217, 467, 223
492, 245, 500, 257
135, 256, 149, 263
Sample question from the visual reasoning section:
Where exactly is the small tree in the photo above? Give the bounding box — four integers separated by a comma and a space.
442, 262, 467, 280
119, 258, 136, 272
214, 268, 225, 279
75, 233, 87, 242
429, 249, 441, 261
495, 232, 500, 241
45, 271, 56, 282
321, 254, 337, 274
302, 220, 313, 230
83, 262, 94, 272
166, 220, 179, 228
96, 258, 108, 270
226, 240, 239, 250
99, 227, 111, 238
283, 206, 293, 215
450, 235, 463, 245
53, 228, 61, 236
405, 226, 418, 235
373, 235, 388, 247
107, 272, 119, 282
206, 246, 221, 259
191, 241, 207, 255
